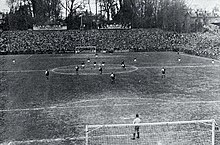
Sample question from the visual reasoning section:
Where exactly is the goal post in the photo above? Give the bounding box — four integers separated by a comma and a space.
75, 46, 97, 54
86, 119, 217, 145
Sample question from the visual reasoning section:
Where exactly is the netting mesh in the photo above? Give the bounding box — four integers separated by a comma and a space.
86, 120, 215, 145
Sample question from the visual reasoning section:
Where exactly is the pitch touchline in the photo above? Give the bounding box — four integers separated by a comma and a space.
1, 100, 220, 112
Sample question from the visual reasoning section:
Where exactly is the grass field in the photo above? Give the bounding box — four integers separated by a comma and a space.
1, 52, 220, 145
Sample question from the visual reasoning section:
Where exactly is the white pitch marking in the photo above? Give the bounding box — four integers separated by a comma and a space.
0, 69, 45, 73
138, 64, 220, 69
8, 130, 211, 144
51, 65, 139, 75
25, 55, 33, 60
0, 64, 219, 74
9, 136, 85, 144
180, 53, 220, 63
1, 100, 220, 112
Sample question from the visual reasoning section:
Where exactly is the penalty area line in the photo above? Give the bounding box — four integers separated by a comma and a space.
180, 53, 220, 63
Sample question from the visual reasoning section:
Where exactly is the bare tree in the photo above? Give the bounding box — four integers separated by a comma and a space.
99, 0, 118, 23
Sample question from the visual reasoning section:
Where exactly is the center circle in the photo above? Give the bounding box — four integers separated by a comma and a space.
51, 64, 138, 75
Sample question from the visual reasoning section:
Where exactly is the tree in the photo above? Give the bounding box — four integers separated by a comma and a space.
7, 0, 63, 27
6, 0, 33, 30
99, 0, 118, 23
60, 0, 85, 29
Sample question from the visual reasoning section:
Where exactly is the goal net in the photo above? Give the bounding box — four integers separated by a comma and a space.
75, 46, 97, 54
86, 119, 217, 145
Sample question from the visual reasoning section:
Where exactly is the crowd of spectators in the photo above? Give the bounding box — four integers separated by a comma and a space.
0, 29, 220, 59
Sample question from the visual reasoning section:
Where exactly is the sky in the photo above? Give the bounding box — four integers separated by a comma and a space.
0, 0, 8, 12
0, 0, 219, 13
186, 0, 220, 11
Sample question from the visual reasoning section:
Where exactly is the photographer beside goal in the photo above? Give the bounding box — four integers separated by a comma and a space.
132, 114, 141, 140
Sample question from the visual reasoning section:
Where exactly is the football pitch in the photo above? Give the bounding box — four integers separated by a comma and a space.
1, 52, 220, 145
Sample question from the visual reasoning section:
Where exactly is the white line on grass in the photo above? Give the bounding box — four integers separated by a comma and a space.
8, 130, 211, 144
51, 65, 138, 75
25, 55, 33, 60
0, 64, 219, 74
180, 53, 220, 63
138, 64, 220, 69
0, 69, 45, 73
1, 100, 220, 112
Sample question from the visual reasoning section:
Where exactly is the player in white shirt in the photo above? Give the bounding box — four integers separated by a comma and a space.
132, 114, 141, 140
45, 70, 49, 80
121, 61, 126, 69
75, 65, 79, 74
212, 59, 215, 64
161, 67, 166, 78
110, 72, 115, 83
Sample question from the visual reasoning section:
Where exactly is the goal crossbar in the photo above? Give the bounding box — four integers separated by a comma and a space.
87, 119, 215, 128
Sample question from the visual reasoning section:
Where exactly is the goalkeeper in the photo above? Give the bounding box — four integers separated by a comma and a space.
132, 114, 141, 140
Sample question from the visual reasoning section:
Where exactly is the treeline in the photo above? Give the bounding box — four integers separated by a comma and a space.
2, 0, 191, 32
114, 0, 188, 32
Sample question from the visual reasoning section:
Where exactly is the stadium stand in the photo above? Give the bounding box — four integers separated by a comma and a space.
0, 29, 219, 59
